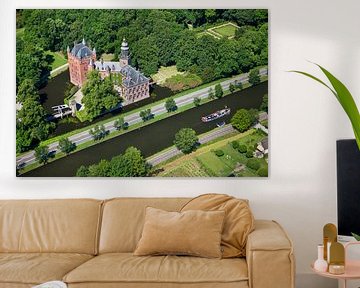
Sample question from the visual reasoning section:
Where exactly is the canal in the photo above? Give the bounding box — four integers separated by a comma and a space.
40, 70, 174, 136
24, 81, 267, 177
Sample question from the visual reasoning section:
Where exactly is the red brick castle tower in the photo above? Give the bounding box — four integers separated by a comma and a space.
67, 39, 96, 87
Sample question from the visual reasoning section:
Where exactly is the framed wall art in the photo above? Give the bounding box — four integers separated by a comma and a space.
16, 9, 268, 177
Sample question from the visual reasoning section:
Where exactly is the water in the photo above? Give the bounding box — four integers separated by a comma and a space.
40, 70, 174, 136
23, 81, 267, 177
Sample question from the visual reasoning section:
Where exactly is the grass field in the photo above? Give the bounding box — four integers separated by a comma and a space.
212, 23, 239, 38
101, 53, 115, 61
46, 51, 67, 70
198, 22, 240, 39
156, 130, 268, 177
151, 66, 185, 85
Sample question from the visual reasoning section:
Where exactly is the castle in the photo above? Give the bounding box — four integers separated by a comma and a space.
67, 38, 150, 104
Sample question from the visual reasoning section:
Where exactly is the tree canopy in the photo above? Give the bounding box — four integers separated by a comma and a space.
231, 109, 253, 132
16, 89, 55, 153
17, 9, 268, 81
174, 128, 199, 154
81, 70, 120, 121
76, 146, 150, 177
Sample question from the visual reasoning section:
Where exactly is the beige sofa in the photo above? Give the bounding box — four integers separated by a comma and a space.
0, 198, 295, 288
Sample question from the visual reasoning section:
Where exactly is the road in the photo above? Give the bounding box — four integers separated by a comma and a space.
16, 68, 268, 168
147, 125, 236, 166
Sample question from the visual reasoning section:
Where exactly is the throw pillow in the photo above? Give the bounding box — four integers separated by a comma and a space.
181, 193, 254, 258
134, 207, 225, 258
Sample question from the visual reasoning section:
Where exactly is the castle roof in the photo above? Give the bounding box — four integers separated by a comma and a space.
121, 65, 148, 88
71, 41, 93, 59
93, 61, 149, 88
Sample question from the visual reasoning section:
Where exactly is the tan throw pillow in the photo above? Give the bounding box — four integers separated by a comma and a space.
134, 207, 225, 258
181, 194, 254, 258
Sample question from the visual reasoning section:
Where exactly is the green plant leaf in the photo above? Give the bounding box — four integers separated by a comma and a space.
290, 64, 360, 150
352, 232, 360, 241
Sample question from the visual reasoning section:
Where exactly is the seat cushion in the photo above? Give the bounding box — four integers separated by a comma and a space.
0, 253, 93, 285
64, 253, 248, 286
0, 199, 103, 254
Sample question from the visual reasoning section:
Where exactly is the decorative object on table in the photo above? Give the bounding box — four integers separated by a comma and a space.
32, 281, 67, 288
323, 223, 337, 262
314, 244, 328, 272
312, 225, 360, 287
329, 242, 345, 275
290, 63, 360, 150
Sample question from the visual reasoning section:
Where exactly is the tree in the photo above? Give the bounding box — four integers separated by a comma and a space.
16, 97, 55, 153
139, 109, 153, 122
174, 128, 198, 154
82, 70, 120, 121
231, 109, 252, 132
260, 93, 268, 112
58, 137, 76, 155
238, 144, 247, 153
76, 147, 150, 177
89, 124, 108, 141
34, 145, 50, 165
215, 84, 224, 99
76, 165, 90, 177
208, 87, 215, 99
248, 108, 259, 125
108, 147, 150, 177
16, 43, 51, 89
249, 68, 260, 86
165, 98, 177, 112
132, 36, 159, 76
114, 117, 125, 130
229, 83, 235, 93
193, 97, 201, 107
257, 166, 268, 177
17, 79, 39, 103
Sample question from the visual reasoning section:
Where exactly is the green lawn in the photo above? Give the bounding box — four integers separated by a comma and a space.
151, 66, 185, 85
160, 159, 209, 177
197, 152, 232, 176
212, 24, 238, 38
46, 51, 67, 71
101, 53, 115, 61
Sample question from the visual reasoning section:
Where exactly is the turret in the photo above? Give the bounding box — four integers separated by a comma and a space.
119, 38, 130, 67
82, 38, 86, 45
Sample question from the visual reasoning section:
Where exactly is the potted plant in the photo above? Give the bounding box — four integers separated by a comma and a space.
291, 63, 360, 150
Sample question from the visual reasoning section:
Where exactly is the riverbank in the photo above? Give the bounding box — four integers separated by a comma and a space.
19, 81, 268, 176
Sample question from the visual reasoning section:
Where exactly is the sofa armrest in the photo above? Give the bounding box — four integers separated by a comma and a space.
246, 220, 295, 288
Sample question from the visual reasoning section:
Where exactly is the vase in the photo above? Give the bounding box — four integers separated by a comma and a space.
314, 244, 328, 272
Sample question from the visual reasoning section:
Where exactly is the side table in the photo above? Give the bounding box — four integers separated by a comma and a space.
311, 242, 360, 288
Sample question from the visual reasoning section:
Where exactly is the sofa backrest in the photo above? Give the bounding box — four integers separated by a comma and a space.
99, 197, 190, 253
0, 199, 102, 255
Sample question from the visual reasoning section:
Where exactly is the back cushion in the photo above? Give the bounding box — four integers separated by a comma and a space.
99, 198, 189, 253
0, 199, 102, 254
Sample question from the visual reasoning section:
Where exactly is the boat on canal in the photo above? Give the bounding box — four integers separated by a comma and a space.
201, 107, 231, 122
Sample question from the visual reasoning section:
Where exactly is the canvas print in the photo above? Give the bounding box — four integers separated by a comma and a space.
16, 9, 268, 177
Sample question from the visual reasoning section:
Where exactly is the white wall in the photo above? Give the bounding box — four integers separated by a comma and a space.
1, 1, 359, 287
